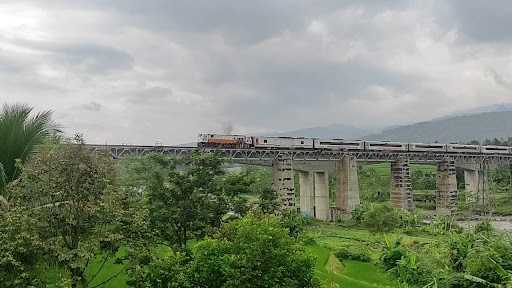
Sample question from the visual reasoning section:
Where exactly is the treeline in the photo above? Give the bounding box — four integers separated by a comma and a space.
467, 137, 512, 146
0, 104, 319, 288
0, 136, 319, 288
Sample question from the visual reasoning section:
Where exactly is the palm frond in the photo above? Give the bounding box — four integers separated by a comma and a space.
0, 103, 58, 188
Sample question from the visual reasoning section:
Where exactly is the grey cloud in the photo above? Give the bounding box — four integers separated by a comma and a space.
125, 86, 173, 105
487, 69, 512, 90
52, 44, 133, 73
443, 0, 512, 42
43, 0, 410, 45
6, 38, 133, 74
79, 101, 103, 111
2, 0, 512, 144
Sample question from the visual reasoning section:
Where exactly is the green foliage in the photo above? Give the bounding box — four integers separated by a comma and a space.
147, 152, 226, 250
335, 248, 371, 262
0, 206, 43, 287
12, 135, 122, 288
188, 214, 320, 288
258, 186, 280, 214
425, 215, 463, 235
127, 252, 189, 288
363, 203, 400, 232
279, 210, 309, 239
243, 166, 273, 195
358, 165, 390, 203
351, 204, 369, 223
411, 169, 437, 191
0, 103, 58, 196
380, 237, 407, 271
127, 214, 319, 288
474, 220, 494, 234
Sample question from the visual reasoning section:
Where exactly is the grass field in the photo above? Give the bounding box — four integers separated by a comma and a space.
305, 223, 402, 288
304, 222, 448, 287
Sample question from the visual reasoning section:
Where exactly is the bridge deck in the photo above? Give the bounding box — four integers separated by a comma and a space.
87, 144, 512, 165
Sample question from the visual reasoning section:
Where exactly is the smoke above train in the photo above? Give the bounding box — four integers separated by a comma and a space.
198, 133, 512, 154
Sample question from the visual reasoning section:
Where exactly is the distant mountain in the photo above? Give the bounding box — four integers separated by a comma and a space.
271, 124, 375, 139
365, 111, 512, 143
433, 103, 512, 121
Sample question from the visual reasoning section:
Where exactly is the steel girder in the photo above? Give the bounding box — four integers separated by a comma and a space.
86, 145, 512, 166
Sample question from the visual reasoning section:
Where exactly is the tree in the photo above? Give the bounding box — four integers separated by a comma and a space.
0, 205, 43, 287
188, 214, 320, 288
14, 135, 121, 288
0, 103, 58, 198
258, 186, 280, 214
147, 152, 227, 250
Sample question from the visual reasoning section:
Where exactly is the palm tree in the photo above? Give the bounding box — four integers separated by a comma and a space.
0, 103, 58, 198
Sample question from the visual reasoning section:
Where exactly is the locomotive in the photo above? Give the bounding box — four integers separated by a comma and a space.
198, 133, 512, 154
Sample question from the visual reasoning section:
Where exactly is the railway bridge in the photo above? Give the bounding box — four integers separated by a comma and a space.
88, 144, 512, 220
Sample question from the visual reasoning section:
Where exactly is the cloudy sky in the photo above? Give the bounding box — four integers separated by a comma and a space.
1, 1, 512, 144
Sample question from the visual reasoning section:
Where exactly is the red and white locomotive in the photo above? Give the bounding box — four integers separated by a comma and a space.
198, 134, 253, 148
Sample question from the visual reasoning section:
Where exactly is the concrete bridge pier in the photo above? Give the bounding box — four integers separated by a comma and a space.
463, 166, 491, 208
335, 157, 360, 215
272, 157, 295, 210
390, 159, 414, 210
314, 171, 330, 221
464, 169, 479, 196
298, 171, 314, 217
437, 159, 458, 215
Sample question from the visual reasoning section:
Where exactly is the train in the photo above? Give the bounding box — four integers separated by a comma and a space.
198, 133, 512, 154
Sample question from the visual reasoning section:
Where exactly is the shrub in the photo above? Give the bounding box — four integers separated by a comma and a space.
335, 248, 371, 262
380, 238, 407, 271
351, 205, 368, 223
280, 210, 309, 239
189, 214, 320, 288
363, 203, 400, 232
397, 209, 423, 228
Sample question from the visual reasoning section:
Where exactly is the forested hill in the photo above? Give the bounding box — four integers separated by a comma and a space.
272, 124, 374, 139
365, 111, 512, 143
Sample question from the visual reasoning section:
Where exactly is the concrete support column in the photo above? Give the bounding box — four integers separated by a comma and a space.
390, 159, 414, 210
314, 171, 330, 221
464, 168, 486, 205
272, 156, 295, 210
298, 171, 314, 217
437, 159, 458, 215
478, 168, 491, 208
335, 157, 360, 214
464, 169, 479, 197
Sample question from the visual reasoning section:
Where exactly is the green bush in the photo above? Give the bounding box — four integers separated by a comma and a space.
279, 210, 309, 239
363, 203, 400, 232
351, 205, 368, 223
380, 238, 407, 271
335, 248, 371, 262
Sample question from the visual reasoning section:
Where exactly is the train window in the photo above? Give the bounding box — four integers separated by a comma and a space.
320, 141, 361, 146
452, 146, 478, 150
370, 143, 404, 148
264, 139, 268, 143
485, 147, 508, 151
415, 144, 444, 149
301, 141, 304, 144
